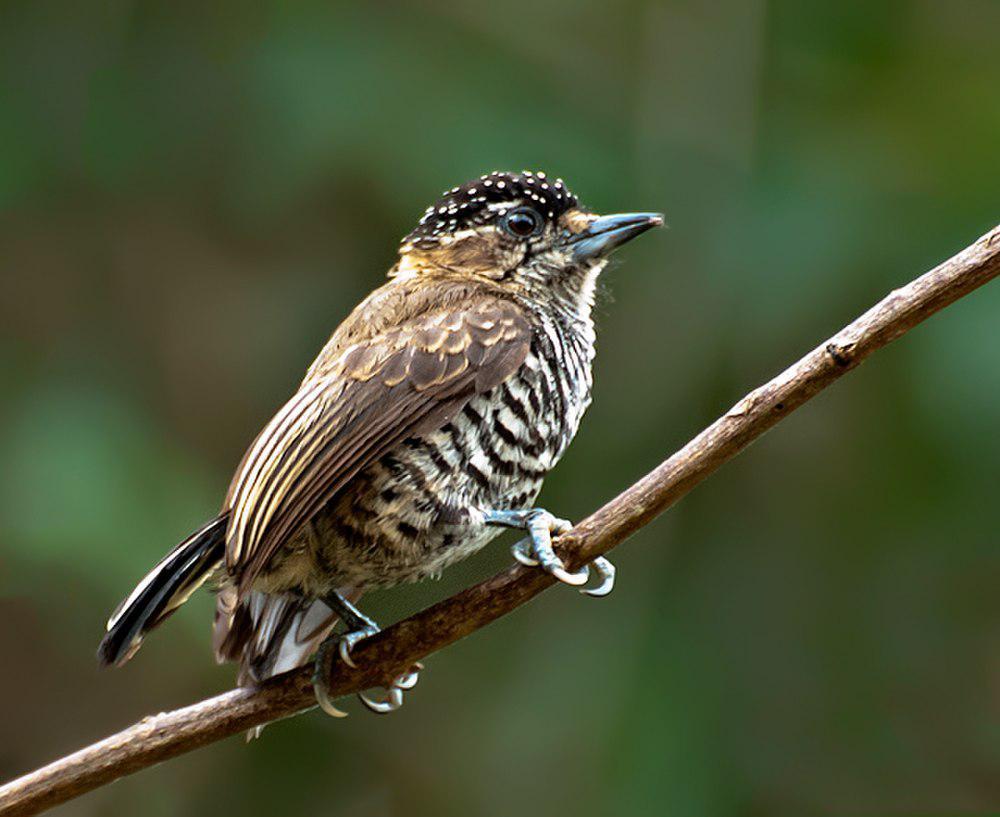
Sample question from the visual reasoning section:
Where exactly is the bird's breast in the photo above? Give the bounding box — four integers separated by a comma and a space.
293, 319, 596, 591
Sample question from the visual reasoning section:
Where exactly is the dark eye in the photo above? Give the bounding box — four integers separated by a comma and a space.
501, 207, 543, 238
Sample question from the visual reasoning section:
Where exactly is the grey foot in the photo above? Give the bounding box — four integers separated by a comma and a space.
483, 508, 617, 597
312, 634, 352, 718
357, 662, 424, 714
511, 540, 616, 597
312, 604, 423, 718
338, 623, 379, 669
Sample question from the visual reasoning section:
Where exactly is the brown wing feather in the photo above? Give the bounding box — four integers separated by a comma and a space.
224, 296, 530, 594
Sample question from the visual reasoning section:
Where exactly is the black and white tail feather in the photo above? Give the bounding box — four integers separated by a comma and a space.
98, 516, 228, 667
213, 586, 340, 686
98, 514, 342, 692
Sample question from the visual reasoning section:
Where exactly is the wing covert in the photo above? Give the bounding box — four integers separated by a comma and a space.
224, 297, 530, 593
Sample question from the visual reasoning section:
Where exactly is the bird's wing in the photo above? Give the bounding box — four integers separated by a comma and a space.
224, 295, 531, 593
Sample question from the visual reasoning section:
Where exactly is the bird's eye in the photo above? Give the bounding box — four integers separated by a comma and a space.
501, 207, 543, 238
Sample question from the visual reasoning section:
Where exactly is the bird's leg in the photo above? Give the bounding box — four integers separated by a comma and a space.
323, 591, 380, 668
482, 508, 616, 597
311, 591, 422, 717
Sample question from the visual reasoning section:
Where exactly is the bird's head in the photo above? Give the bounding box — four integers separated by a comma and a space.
394, 170, 662, 311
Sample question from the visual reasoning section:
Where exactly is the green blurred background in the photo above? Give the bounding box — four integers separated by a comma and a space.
1, 1, 999, 815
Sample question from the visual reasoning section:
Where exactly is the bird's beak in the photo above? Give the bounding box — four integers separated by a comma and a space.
568, 212, 664, 262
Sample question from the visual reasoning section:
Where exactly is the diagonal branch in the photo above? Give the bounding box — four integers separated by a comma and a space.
2, 223, 999, 817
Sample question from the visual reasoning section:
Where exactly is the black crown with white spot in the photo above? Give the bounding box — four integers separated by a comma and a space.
403, 170, 579, 247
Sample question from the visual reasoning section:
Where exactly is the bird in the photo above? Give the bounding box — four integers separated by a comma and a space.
98, 170, 662, 717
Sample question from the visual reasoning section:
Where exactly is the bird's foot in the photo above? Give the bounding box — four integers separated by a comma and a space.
483, 507, 616, 597
356, 662, 424, 714
312, 618, 423, 718
337, 622, 380, 669
312, 638, 347, 718
511, 539, 616, 598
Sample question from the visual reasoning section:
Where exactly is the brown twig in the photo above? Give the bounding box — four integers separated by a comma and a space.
2, 223, 998, 817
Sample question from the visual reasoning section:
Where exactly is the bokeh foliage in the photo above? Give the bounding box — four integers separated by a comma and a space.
1, 1, 998, 815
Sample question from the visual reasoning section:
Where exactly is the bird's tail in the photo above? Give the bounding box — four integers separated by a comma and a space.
97, 515, 228, 667
213, 588, 344, 686
212, 589, 347, 739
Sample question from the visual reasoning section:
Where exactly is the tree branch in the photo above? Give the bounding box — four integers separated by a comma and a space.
3, 224, 998, 817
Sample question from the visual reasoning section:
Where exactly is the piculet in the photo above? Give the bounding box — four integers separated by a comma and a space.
98, 170, 662, 717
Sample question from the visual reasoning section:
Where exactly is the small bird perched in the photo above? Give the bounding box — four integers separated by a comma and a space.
99, 170, 661, 716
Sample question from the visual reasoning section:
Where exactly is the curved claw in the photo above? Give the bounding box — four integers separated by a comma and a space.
357, 662, 424, 713
358, 685, 404, 714
580, 556, 616, 597
488, 507, 591, 588
338, 624, 380, 669
394, 675, 419, 692
550, 562, 590, 586
394, 662, 423, 691
312, 640, 349, 718
513, 534, 588, 585
339, 641, 356, 668
313, 618, 385, 717
314, 683, 350, 718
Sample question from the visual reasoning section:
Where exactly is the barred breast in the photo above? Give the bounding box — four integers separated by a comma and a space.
269, 310, 596, 594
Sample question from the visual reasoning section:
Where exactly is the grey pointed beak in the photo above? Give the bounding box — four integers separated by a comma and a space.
569, 212, 664, 262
